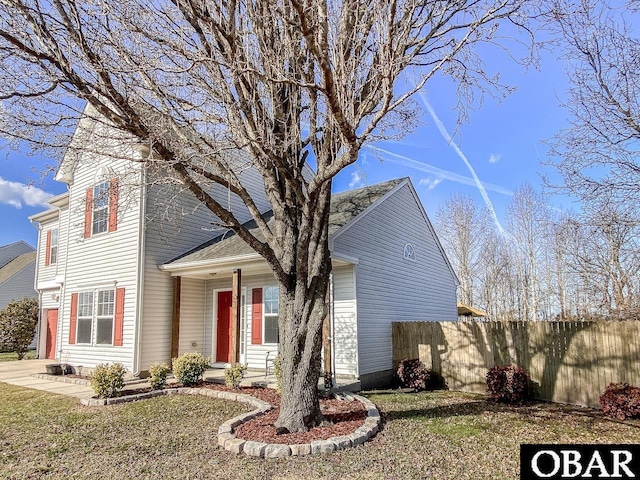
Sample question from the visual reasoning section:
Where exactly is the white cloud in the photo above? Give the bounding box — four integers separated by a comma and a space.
0, 177, 53, 209
489, 153, 501, 164
348, 171, 365, 189
418, 177, 443, 190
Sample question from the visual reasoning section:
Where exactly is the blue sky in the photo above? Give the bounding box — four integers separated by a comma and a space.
0, 46, 571, 248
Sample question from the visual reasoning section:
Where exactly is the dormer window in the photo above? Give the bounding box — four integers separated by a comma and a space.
84, 177, 118, 239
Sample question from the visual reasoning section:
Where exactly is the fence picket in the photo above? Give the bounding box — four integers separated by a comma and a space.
391, 319, 640, 408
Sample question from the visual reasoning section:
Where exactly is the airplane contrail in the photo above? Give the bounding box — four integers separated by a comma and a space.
368, 145, 514, 197
417, 92, 505, 235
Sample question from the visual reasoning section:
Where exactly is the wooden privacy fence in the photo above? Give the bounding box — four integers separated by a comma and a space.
392, 320, 640, 408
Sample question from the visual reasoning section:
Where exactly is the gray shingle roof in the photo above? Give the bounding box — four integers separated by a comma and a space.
0, 252, 37, 286
165, 177, 405, 267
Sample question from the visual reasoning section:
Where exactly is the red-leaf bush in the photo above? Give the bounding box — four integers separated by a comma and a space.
486, 365, 529, 404
396, 358, 432, 391
600, 383, 640, 420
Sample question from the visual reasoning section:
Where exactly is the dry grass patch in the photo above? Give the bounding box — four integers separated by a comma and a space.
2, 384, 640, 479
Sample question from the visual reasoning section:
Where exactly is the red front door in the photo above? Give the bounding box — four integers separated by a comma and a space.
216, 291, 233, 363
45, 309, 58, 359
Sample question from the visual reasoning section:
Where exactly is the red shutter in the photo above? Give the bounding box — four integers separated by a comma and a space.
84, 188, 93, 239
114, 287, 125, 346
108, 178, 118, 233
45, 230, 51, 266
251, 288, 263, 345
69, 293, 78, 344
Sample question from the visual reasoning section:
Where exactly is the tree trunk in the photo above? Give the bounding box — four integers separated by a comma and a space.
275, 268, 331, 432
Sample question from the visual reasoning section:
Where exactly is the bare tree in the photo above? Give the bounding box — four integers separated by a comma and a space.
546, 0, 640, 213
507, 184, 551, 321
435, 193, 490, 306
0, 0, 536, 431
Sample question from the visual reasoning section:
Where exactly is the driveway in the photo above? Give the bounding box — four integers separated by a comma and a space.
0, 359, 93, 398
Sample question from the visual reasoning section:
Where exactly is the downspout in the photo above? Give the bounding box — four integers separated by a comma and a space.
58, 185, 72, 361
330, 272, 336, 388
132, 163, 147, 376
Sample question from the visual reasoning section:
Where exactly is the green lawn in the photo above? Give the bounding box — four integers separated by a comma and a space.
1, 384, 638, 479
0, 351, 36, 362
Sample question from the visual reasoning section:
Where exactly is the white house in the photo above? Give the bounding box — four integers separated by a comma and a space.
31, 114, 458, 388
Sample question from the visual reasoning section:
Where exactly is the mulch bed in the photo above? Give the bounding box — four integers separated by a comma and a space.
200, 383, 367, 444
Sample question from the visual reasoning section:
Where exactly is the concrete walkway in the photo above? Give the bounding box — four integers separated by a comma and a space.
0, 359, 94, 398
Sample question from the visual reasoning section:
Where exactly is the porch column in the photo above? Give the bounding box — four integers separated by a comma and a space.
231, 268, 242, 364
170, 276, 181, 365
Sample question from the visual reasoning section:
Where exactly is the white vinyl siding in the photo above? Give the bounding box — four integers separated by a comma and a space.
139, 181, 227, 370
332, 183, 457, 377
139, 160, 271, 371
36, 216, 67, 286
332, 265, 358, 377
178, 277, 206, 355
54, 122, 142, 371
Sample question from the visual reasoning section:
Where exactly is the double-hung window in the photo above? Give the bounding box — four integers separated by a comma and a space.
263, 286, 279, 344
84, 177, 118, 239
92, 181, 110, 235
76, 291, 95, 344
75, 289, 115, 345
45, 228, 58, 266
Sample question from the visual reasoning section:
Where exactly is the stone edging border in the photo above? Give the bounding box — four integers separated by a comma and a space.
217, 393, 381, 457
69, 381, 379, 457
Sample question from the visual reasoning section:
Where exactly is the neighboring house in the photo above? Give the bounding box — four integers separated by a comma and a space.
0, 241, 37, 307
0, 241, 38, 350
0, 240, 38, 310
31, 113, 458, 388
0, 241, 37, 309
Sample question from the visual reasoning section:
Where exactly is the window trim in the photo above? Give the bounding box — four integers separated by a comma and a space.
91, 181, 110, 236
49, 228, 58, 265
262, 285, 279, 345
74, 287, 116, 346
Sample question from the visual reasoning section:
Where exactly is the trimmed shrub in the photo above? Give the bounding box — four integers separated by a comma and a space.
149, 362, 170, 390
486, 365, 529, 404
0, 297, 39, 360
224, 363, 247, 389
91, 363, 126, 398
273, 353, 282, 394
600, 382, 640, 420
172, 352, 210, 386
396, 358, 432, 392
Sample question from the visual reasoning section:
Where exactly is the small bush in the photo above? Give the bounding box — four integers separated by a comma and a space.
273, 353, 282, 394
0, 297, 39, 360
600, 382, 640, 420
486, 365, 529, 404
149, 362, 170, 390
172, 352, 210, 386
91, 363, 126, 398
224, 362, 247, 389
396, 358, 432, 391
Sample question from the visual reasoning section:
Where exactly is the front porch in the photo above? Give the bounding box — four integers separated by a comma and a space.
202, 367, 361, 393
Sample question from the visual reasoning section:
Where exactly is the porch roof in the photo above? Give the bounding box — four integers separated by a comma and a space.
161, 177, 404, 275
